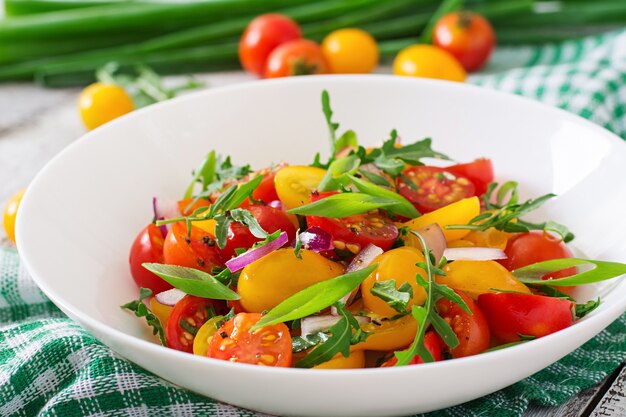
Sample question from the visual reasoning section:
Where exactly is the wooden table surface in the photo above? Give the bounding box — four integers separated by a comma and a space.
1, 77, 624, 417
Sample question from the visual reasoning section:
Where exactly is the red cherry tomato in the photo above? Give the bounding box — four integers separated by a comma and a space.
207, 313, 292, 366
307, 192, 399, 254
163, 222, 224, 273
500, 231, 576, 282
397, 166, 476, 213
129, 224, 171, 294
252, 170, 280, 204
446, 159, 494, 196
221, 204, 297, 260
381, 331, 443, 366
166, 295, 229, 353
436, 290, 490, 357
433, 11, 495, 72
264, 39, 329, 78
239, 14, 301, 76
477, 292, 574, 343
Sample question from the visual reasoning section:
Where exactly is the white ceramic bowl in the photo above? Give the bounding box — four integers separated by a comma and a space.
16, 76, 626, 417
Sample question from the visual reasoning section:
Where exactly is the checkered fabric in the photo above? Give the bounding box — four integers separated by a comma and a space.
3, 28, 626, 417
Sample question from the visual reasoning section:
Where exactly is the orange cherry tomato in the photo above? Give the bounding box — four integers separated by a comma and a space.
393, 44, 466, 82
433, 11, 496, 72
163, 222, 223, 273
264, 39, 328, 78
78, 82, 134, 130
207, 313, 292, 367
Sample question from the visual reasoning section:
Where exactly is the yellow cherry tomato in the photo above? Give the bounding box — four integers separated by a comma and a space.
449, 228, 511, 250
393, 44, 467, 82
274, 166, 327, 210
193, 317, 222, 356
321, 28, 379, 74
436, 260, 531, 300
78, 82, 134, 130
313, 350, 365, 369
3, 189, 25, 244
238, 249, 344, 313
352, 313, 418, 351
403, 196, 479, 243
361, 247, 427, 318
149, 296, 174, 328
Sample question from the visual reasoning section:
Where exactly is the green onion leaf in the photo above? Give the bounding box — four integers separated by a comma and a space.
513, 258, 626, 287
288, 193, 398, 218
348, 174, 420, 218
250, 264, 377, 331
184, 150, 216, 199
142, 263, 240, 300
335, 130, 358, 154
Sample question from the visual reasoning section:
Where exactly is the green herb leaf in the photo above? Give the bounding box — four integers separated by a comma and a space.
370, 280, 413, 313
394, 305, 433, 365
318, 155, 361, 192
209, 176, 263, 217
358, 170, 392, 187
121, 288, 166, 345
292, 332, 330, 353
288, 193, 398, 218
142, 263, 240, 300
381, 137, 449, 165
184, 150, 216, 200
513, 258, 626, 287
250, 264, 377, 331
229, 208, 267, 239
294, 229, 303, 259
348, 175, 420, 218
213, 213, 232, 249
575, 298, 601, 318
335, 130, 358, 154
322, 90, 339, 156
296, 311, 351, 368
429, 310, 459, 349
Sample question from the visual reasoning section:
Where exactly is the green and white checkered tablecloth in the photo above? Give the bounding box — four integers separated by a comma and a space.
3, 28, 626, 417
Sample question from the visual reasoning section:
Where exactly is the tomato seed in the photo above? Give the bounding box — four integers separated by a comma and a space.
333, 240, 346, 250
346, 243, 360, 254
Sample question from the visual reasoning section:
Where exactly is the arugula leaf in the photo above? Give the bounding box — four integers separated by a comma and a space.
370, 280, 413, 313
295, 303, 369, 368
575, 298, 601, 318
229, 208, 268, 239
348, 174, 420, 218
288, 193, 398, 218
292, 332, 330, 353
142, 263, 240, 300
512, 258, 626, 287
250, 264, 377, 331
321, 90, 339, 154
381, 137, 449, 165
121, 288, 166, 345
213, 213, 232, 249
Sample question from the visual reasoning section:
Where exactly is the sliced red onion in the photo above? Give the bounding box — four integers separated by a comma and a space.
413, 223, 447, 263
155, 288, 186, 306
299, 226, 334, 252
267, 200, 283, 210
153, 197, 182, 236
225, 231, 289, 272
443, 247, 507, 261
301, 315, 371, 337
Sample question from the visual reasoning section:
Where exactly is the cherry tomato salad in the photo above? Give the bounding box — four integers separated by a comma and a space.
123, 91, 626, 369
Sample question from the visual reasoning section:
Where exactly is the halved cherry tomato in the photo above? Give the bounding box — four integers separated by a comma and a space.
274, 165, 326, 210
313, 350, 365, 369
163, 222, 223, 273
193, 316, 222, 356
264, 39, 328, 78
150, 295, 174, 327
129, 224, 171, 294
403, 196, 480, 242
446, 159, 494, 196
207, 312, 292, 367
436, 290, 490, 357
220, 204, 297, 260
166, 295, 229, 353
380, 331, 443, 366
477, 292, 574, 343
239, 14, 302, 76
352, 311, 417, 351
397, 166, 475, 213
500, 231, 576, 282
307, 192, 399, 254
433, 11, 495, 72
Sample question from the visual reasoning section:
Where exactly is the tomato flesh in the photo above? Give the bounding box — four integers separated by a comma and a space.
397, 166, 475, 213
477, 292, 574, 343
436, 290, 490, 357
446, 159, 494, 197
129, 224, 171, 294
166, 295, 229, 353
381, 330, 443, 366
163, 222, 224, 273
307, 192, 398, 254
207, 313, 292, 367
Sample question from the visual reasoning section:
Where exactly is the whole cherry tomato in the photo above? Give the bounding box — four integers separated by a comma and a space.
239, 14, 302, 76
129, 224, 171, 294
264, 39, 328, 78
433, 11, 495, 72
78, 82, 134, 130
393, 44, 466, 82
321, 28, 379, 74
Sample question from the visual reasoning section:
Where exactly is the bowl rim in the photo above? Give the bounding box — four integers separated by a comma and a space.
15, 74, 626, 378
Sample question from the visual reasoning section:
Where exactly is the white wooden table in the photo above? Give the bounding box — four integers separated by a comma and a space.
0, 77, 624, 417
